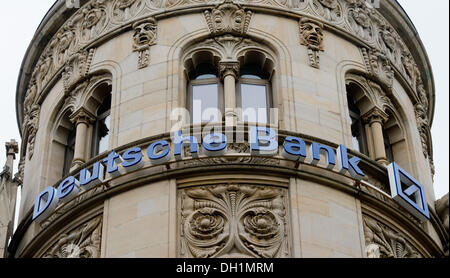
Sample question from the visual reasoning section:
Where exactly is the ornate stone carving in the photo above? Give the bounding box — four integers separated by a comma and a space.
179, 184, 290, 258
219, 61, 240, 80
70, 107, 96, 126
361, 47, 394, 89
414, 102, 429, 158
79, 1, 108, 42
132, 17, 158, 69
42, 215, 102, 258
346, 0, 374, 41
435, 194, 449, 234
62, 49, 95, 92
362, 107, 388, 125
299, 18, 324, 68
204, 0, 253, 36
312, 0, 343, 22
363, 215, 422, 258
112, 0, 145, 22
24, 105, 40, 160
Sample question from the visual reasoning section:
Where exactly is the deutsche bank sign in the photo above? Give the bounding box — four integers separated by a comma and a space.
32, 127, 429, 223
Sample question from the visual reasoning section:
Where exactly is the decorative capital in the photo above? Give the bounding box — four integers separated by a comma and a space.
70, 108, 96, 125
362, 107, 389, 124
219, 61, 240, 80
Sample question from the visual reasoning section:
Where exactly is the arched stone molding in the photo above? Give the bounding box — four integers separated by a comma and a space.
167, 21, 294, 131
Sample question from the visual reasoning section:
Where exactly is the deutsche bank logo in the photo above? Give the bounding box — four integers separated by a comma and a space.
388, 162, 430, 222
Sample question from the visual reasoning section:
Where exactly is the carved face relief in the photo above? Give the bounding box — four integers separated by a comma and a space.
300, 20, 324, 50
133, 21, 157, 48
380, 26, 396, 52
352, 6, 371, 28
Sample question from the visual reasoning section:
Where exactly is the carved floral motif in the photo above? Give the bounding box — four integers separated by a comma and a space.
363, 215, 422, 258
179, 184, 290, 258
42, 216, 102, 258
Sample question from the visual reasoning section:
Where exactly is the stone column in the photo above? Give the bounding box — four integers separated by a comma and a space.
70, 108, 95, 169
220, 61, 240, 127
363, 108, 389, 165
0, 140, 19, 258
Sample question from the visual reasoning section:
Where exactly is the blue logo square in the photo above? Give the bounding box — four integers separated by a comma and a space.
387, 162, 430, 222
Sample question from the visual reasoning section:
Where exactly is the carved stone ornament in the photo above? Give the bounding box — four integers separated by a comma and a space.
363, 215, 422, 258
24, 105, 41, 160
62, 49, 95, 92
219, 61, 240, 80
312, 0, 343, 22
299, 18, 324, 69
346, 0, 374, 41
132, 17, 157, 69
362, 107, 388, 125
179, 184, 290, 258
42, 215, 102, 258
361, 47, 394, 89
204, 0, 252, 37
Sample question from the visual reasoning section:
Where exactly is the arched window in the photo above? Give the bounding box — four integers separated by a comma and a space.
237, 63, 273, 124
187, 63, 223, 124
346, 85, 369, 156
62, 127, 76, 177
92, 93, 111, 156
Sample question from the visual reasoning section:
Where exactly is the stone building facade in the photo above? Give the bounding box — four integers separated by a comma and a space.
3, 0, 448, 258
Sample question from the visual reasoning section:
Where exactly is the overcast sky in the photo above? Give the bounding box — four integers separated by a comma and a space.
0, 1, 448, 199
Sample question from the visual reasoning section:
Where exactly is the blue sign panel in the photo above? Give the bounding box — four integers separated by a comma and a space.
387, 162, 430, 222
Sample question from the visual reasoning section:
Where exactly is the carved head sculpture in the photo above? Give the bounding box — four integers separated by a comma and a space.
350, 2, 371, 28
319, 0, 339, 9
132, 18, 157, 49
380, 30, 394, 51
299, 18, 324, 51
82, 7, 103, 29
57, 28, 75, 54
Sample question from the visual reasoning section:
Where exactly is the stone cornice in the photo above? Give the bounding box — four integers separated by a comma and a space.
16, 0, 435, 134
8, 127, 446, 258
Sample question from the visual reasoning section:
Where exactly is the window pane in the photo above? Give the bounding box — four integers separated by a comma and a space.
98, 115, 111, 154
192, 84, 219, 124
241, 83, 268, 124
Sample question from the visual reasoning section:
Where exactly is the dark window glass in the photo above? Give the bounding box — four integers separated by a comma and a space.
63, 128, 76, 177
92, 94, 111, 156
384, 129, 395, 162
347, 89, 369, 156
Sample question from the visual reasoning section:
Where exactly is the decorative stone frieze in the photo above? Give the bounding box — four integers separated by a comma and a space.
179, 184, 290, 258
132, 17, 158, 69
42, 215, 102, 258
21, 0, 431, 123
299, 17, 324, 69
363, 215, 423, 258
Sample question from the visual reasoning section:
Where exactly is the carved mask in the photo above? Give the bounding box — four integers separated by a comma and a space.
300, 19, 324, 50
133, 21, 157, 47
